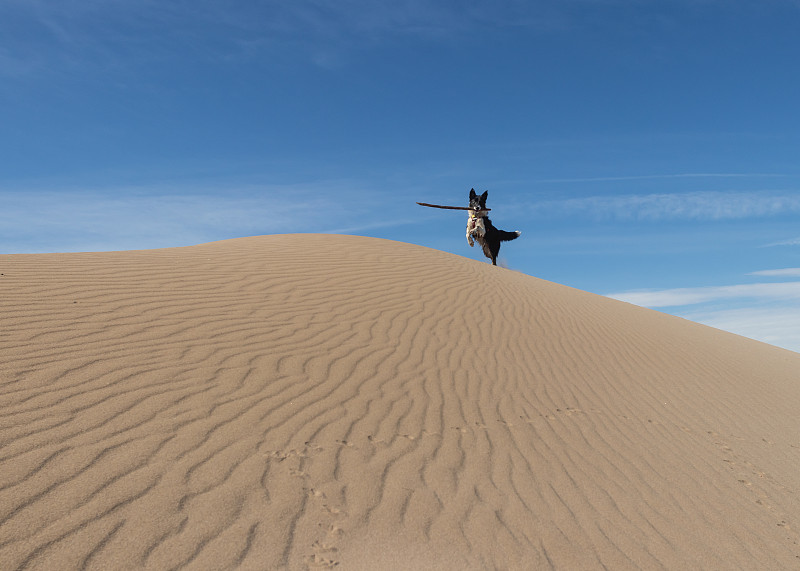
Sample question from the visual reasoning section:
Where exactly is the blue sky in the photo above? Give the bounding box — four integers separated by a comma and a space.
2, 0, 800, 352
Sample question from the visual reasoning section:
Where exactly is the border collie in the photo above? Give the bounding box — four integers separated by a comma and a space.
467, 189, 521, 266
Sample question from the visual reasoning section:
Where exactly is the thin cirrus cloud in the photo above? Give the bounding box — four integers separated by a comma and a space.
529, 190, 800, 221
606, 276, 800, 352
683, 306, 800, 353
765, 237, 800, 247
748, 268, 800, 277
534, 173, 788, 184
0, 0, 569, 75
606, 281, 800, 308
0, 183, 409, 253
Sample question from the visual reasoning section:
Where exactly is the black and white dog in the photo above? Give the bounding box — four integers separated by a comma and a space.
466, 189, 521, 266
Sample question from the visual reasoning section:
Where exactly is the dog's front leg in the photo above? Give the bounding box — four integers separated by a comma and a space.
473, 218, 486, 239
466, 218, 475, 247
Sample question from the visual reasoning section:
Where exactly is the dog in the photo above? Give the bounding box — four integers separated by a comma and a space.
467, 189, 521, 265
466, 209, 486, 247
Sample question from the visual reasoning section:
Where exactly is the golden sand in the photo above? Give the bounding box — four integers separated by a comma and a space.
1, 234, 798, 569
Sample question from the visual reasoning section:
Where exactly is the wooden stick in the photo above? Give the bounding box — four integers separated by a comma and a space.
416, 202, 491, 211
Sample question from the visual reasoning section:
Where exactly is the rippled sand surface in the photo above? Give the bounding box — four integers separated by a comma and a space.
2, 234, 799, 569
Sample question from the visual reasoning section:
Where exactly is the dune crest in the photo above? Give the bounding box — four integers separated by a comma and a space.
1, 234, 799, 570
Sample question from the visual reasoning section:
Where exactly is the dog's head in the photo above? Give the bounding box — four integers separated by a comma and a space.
469, 188, 488, 211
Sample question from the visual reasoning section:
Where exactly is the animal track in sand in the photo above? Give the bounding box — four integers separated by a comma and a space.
262, 441, 348, 567
708, 430, 798, 541
303, 485, 347, 568
514, 406, 672, 429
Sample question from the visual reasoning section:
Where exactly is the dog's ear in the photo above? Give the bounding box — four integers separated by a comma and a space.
480, 190, 488, 205
469, 188, 477, 200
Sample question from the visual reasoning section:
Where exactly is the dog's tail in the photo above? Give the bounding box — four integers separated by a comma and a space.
499, 230, 521, 242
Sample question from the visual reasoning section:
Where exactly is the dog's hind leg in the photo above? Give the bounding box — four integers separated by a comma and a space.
480, 240, 497, 265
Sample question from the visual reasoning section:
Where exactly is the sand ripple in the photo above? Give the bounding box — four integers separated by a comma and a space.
1, 235, 799, 569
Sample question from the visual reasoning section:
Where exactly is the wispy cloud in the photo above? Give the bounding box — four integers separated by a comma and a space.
607, 273, 800, 352
535, 173, 787, 184
226, 0, 569, 41
0, 182, 402, 253
607, 282, 800, 307
0, 0, 570, 77
1, 0, 197, 78
530, 190, 800, 221
748, 268, 800, 277
680, 306, 800, 353
765, 237, 800, 247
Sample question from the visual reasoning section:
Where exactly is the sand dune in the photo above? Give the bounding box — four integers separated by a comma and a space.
1, 234, 799, 570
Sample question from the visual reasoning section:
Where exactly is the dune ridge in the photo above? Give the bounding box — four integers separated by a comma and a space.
1, 234, 799, 570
